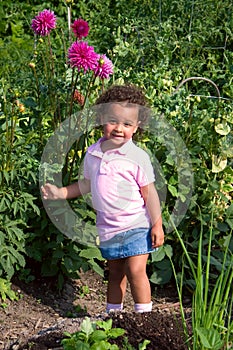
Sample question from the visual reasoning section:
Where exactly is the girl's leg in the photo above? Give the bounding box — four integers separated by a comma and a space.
106, 254, 152, 312
107, 258, 127, 304
125, 254, 151, 303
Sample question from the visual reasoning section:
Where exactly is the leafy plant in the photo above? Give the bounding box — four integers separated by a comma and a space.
62, 317, 124, 349
78, 285, 90, 298
0, 92, 40, 285
0, 0, 232, 299
0, 278, 18, 303
61, 317, 150, 350
168, 208, 233, 350
26, 224, 105, 290
146, 76, 233, 290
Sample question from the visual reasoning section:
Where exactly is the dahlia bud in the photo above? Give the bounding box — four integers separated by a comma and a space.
18, 103, 25, 113
73, 90, 85, 106
29, 62, 36, 69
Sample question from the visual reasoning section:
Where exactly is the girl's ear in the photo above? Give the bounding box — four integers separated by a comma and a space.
99, 115, 105, 126
133, 121, 141, 133
133, 125, 138, 134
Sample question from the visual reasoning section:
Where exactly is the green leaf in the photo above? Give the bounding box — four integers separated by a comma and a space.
89, 260, 104, 277
96, 319, 112, 332
7, 246, 25, 267
79, 247, 104, 261
0, 278, 18, 302
196, 327, 224, 350
52, 249, 64, 259
90, 330, 107, 342
166, 154, 175, 166
90, 340, 113, 350
3, 170, 9, 185
151, 247, 165, 262
139, 339, 151, 350
62, 331, 72, 338
64, 257, 76, 272
150, 263, 173, 285
226, 218, 233, 229
168, 184, 178, 197
24, 97, 37, 108
215, 122, 231, 135
164, 244, 173, 259
196, 328, 212, 348
80, 317, 95, 338
107, 328, 125, 338
212, 155, 227, 173
62, 339, 90, 349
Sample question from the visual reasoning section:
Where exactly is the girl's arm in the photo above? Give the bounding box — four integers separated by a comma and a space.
41, 178, 91, 200
140, 182, 164, 248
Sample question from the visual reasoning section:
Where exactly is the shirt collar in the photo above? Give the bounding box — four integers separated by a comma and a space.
87, 137, 133, 157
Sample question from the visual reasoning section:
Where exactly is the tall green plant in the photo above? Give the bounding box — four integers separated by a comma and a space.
0, 2, 114, 296
167, 207, 233, 349
149, 75, 233, 289
0, 81, 40, 300
22, 6, 114, 287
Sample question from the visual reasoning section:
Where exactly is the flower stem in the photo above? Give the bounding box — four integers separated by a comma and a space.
67, 6, 72, 43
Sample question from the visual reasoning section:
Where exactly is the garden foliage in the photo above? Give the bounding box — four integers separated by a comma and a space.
0, 0, 232, 306
61, 317, 150, 349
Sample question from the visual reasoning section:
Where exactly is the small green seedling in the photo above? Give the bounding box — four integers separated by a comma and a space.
79, 285, 90, 298
62, 317, 150, 349
62, 317, 124, 349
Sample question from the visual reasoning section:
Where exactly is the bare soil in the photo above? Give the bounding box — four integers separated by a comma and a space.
0, 270, 192, 350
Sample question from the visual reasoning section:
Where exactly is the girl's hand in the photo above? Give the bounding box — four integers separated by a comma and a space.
41, 183, 66, 200
151, 219, 164, 248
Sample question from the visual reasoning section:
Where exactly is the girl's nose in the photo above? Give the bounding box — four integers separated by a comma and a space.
114, 122, 123, 131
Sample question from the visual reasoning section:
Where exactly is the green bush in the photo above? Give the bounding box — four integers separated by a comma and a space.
0, 0, 232, 300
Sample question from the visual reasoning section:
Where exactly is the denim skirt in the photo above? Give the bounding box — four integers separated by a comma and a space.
99, 227, 156, 260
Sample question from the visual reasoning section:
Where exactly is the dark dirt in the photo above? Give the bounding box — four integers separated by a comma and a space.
0, 270, 192, 350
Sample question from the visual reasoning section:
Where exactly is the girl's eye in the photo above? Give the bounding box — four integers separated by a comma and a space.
106, 118, 134, 127
109, 119, 117, 124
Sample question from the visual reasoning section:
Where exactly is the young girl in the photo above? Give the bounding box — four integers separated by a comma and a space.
41, 84, 164, 313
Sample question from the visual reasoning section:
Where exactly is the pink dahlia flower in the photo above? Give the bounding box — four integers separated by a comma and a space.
94, 54, 114, 79
31, 9, 56, 36
71, 19, 89, 40
68, 41, 98, 72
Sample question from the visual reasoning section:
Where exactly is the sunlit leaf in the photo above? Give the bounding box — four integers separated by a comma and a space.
80, 317, 95, 337
212, 155, 227, 173
215, 122, 231, 135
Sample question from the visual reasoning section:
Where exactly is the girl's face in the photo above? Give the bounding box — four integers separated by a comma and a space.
101, 103, 139, 147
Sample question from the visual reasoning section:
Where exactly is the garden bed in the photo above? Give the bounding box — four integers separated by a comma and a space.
0, 270, 191, 350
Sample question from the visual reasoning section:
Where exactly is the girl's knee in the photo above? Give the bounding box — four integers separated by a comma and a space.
108, 261, 125, 281
126, 267, 148, 284
126, 261, 148, 284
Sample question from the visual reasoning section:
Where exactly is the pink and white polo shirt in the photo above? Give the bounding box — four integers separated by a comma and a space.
84, 138, 155, 242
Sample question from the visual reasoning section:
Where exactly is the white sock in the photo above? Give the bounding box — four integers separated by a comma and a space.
106, 303, 123, 313
134, 302, 153, 313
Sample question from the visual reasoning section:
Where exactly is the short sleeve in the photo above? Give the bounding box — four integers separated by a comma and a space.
83, 154, 90, 180
135, 151, 155, 187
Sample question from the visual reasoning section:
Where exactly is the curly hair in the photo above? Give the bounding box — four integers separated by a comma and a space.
95, 84, 150, 126
95, 84, 148, 106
